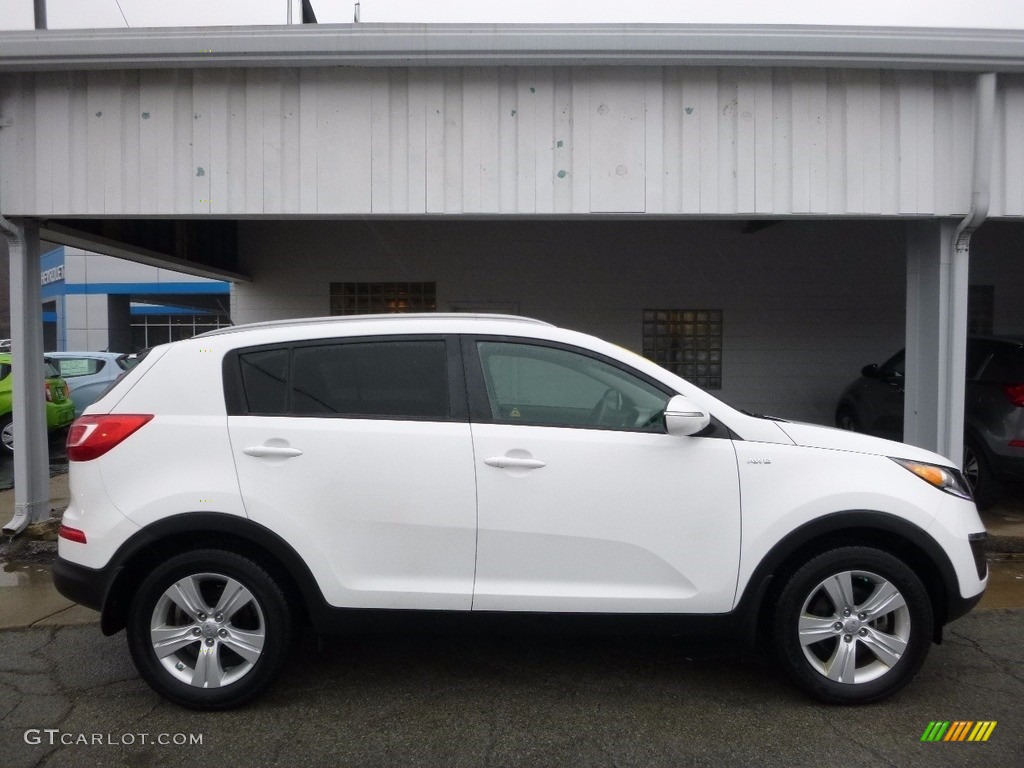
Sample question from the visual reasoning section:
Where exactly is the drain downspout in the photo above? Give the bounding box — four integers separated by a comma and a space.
953, 73, 996, 253
0, 214, 51, 535
943, 72, 996, 465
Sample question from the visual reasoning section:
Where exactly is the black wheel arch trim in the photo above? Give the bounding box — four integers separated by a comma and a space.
734, 509, 977, 643
61, 511, 334, 636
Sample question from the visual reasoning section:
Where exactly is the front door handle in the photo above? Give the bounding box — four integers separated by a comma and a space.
243, 446, 303, 458
484, 456, 546, 470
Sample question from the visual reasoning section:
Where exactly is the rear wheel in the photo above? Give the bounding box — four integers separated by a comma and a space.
0, 415, 13, 453
773, 547, 933, 704
126, 549, 292, 710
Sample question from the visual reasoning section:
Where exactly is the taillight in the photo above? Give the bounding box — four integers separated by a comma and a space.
58, 525, 87, 544
1005, 383, 1024, 407
66, 414, 153, 461
45, 382, 53, 403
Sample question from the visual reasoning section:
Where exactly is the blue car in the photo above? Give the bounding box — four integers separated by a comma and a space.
45, 352, 130, 418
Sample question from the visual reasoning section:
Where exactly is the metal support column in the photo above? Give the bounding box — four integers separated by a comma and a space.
2, 217, 51, 534
903, 73, 995, 468
904, 220, 966, 463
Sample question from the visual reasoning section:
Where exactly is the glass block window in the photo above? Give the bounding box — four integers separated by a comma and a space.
330, 282, 436, 316
968, 285, 994, 336
642, 309, 723, 390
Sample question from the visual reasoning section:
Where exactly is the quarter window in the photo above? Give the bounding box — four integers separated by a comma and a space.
476, 342, 669, 431
239, 349, 289, 414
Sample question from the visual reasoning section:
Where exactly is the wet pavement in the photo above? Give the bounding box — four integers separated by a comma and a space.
0, 610, 1022, 768
0, 467, 1021, 767
0, 447, 69, 493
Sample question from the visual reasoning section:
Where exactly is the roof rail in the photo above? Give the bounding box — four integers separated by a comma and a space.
195, 313, 552, 338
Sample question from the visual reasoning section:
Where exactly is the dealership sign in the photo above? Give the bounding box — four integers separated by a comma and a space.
40, 265, 65, 285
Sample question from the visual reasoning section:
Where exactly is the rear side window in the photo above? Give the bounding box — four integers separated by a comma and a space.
235, 340, 450, 420
978, 347, 1024, 383
53, 358, 106, 378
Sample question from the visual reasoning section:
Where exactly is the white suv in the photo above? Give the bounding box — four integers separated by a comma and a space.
54, 315, 988, 709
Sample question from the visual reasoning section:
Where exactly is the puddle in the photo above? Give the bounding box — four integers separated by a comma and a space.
0, 561, 54, 589
978, 558, 1024, 610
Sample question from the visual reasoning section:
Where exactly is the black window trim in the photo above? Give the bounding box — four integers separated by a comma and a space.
223, 334, 469, 423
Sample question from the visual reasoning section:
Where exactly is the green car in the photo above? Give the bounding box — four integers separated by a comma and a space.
0, 352, 76, 453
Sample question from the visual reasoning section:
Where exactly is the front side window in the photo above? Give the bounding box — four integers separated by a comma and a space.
237, 340, 449, 420
476, 342, 669, 431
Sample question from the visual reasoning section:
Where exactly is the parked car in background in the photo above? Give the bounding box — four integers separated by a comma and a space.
55, 315, 986, 709
45, 352, 130, 418
836, 336, 1024, 508
0, 352, 76, 452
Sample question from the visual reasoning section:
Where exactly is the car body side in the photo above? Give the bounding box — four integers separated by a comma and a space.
55, 318, 987, 645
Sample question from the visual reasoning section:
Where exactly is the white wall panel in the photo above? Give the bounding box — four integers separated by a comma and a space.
4, 66, 1023, 218
232, 219, 921, 425
994, 74, 1024, 217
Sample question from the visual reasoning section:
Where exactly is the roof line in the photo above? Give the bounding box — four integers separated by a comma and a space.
197, 313, 552, 338
1, 23, 1024, 73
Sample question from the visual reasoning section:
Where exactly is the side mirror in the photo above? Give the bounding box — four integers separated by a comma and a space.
664, 394, 711, 437
861, 364, 879, 378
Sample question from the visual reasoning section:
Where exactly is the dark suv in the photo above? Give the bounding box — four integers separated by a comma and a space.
836, 336, 1024, 507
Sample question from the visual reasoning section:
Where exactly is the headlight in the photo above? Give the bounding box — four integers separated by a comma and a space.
891, 458, 973, 501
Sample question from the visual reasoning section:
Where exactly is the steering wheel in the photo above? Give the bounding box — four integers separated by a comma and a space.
635, 408, 664, 430
589, 388, 622, 426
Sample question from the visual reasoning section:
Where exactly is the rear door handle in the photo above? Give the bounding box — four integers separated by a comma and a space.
243, 446, 303, 458
484, 456, 546, 470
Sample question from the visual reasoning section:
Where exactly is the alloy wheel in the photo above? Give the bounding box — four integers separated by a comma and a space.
150, 572, 267, 689
797, 569, 911, 685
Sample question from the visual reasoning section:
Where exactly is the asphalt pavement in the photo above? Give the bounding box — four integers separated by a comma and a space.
0, 610, 1022, 768
0, 456, 1022, 767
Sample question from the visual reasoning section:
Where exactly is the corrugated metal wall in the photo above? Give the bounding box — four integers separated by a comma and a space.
2, 66, 1022, 218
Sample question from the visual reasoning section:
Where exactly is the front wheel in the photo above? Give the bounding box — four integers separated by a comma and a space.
835, 408, 859, 432
773, 547, 933, 704
126, 549, 293, 710
963, 439, 1000, 510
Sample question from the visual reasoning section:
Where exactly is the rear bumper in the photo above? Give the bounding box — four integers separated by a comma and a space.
52, 555, 120, 621
47, 403, 75, 430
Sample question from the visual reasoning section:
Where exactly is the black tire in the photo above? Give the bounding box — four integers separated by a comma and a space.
126, 549, 292, 710
835, 408, 859, 432
963, 438, 1000, 510
772, 547, 933, 705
